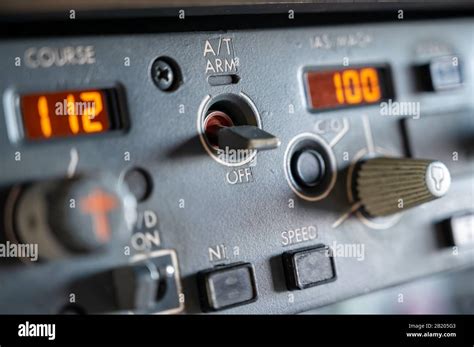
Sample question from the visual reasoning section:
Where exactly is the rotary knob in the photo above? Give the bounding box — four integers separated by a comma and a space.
356, 157, 451, 217
13, 174, 137, 260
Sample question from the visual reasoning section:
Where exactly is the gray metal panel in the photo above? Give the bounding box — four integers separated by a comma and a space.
0, 18, 473, 313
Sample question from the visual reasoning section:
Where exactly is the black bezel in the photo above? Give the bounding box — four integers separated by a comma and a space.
303, 64, 395, 113
10, 84, 129, 144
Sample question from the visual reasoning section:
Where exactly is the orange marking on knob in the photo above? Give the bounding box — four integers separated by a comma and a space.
80, 188, 118, 242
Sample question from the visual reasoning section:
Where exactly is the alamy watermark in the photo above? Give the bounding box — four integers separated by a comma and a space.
380, 99, 420, 119
327, 241, 365, 261
217, 146, 257, 165
18, 321, 55, 340
55, 99, 97, 119
0, 241, 38, 261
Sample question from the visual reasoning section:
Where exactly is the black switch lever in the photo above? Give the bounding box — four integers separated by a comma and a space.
112, 260, 160, 311
217, 125, 280, 151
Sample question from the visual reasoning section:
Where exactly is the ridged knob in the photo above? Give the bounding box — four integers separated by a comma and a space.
356, 157, 451, 217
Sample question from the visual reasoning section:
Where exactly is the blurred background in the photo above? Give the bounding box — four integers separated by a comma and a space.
306, 268, 474, 314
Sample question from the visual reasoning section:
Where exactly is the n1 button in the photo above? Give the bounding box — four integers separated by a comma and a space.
197, 262, 258, 312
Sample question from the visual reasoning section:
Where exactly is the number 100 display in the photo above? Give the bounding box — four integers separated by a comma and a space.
305, 66, 393, 111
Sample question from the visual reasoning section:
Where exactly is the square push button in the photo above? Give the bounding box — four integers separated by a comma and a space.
445, 212, 474, 247
283, 245, 336, 290
416, 56, 462, 91
428, 56, 462, 90
198, 263, 257, 312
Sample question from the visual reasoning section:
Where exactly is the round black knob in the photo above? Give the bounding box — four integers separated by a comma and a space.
356, 157, 451, 217
14, 174, 137, 259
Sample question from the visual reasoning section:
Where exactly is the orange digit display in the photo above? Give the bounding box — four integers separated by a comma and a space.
20, 88, 121, 141
305, 66, 392, 111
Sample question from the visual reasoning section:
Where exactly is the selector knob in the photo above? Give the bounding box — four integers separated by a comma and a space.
14, 174, 137, 260
356, 157, 451, 217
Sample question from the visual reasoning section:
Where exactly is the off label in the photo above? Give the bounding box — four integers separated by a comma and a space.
203, 37, 239, 75
226, 167, 253, 185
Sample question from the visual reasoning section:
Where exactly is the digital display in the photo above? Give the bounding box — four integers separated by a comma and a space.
305, 66, 393, 111
20, 88, 122, 141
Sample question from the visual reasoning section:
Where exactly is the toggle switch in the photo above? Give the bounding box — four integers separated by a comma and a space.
113, 260, 160, 311
201, 94, 280, 156
217, 125, 280, 151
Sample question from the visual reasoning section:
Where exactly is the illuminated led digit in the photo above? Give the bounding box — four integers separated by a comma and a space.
342, 69, 362, 104
67, 94, 80, 134
360, 68, 381, 102
80, 91, 104, 133
333, 72, 345, 104
37, 96, 52, 137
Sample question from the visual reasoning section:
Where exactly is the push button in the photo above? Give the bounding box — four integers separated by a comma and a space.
282, 245, 336, 290
444, 212, 474, 247
416, 56, 462, 91
291, 148, 326, 188
198, 262, 258, 312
